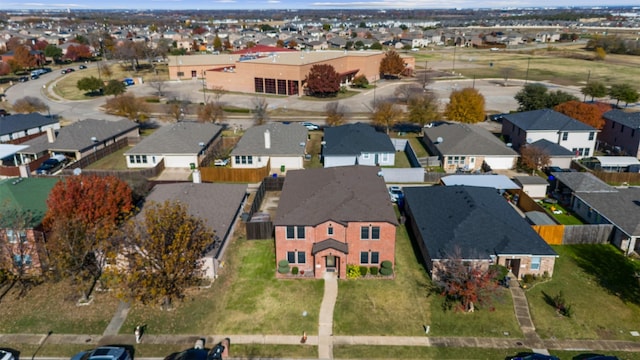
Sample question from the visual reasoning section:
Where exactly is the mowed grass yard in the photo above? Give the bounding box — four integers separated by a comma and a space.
122, 236, 324, 335
527, 244, 640, 340
333, 224, 521, 337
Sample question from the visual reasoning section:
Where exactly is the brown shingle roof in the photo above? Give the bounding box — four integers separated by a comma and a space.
274, 166, 398, 227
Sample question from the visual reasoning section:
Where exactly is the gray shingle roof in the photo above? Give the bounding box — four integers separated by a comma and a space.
552, 172, 616, 193
231, 122, 308, 156
574, 188, 640, 236
424, 122, 518, 156
17, 119, 138, 155
0, 113, 58, 136
274, 165, 398, 227
504, 109, 595, 132
125, 122, 222, 155
142, 182, 247, 241
513, 175, 549, 185
603, 109, 640, 129
323, 123, 395, 156
312, 238, 349, 255
404, 186, 557, 259
529, 139, 575, 156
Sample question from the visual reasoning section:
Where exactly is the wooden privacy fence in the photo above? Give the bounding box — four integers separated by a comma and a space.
245, 176, 285, 240
533, 224, 614, 245
200, 163, 270, 183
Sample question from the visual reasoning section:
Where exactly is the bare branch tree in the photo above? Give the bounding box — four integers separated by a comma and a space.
147, 77, 167, 97
325, 102, 346, 127
252, 97, 269, 125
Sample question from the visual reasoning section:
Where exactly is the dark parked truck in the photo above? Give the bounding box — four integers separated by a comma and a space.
35, 154, 67, 175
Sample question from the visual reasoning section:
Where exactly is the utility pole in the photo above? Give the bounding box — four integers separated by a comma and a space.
423, 60, 428, 89
583, 70, 591, 102
452, 45, 457, 73
202, 70, 207, 104
524, 57, 531, 85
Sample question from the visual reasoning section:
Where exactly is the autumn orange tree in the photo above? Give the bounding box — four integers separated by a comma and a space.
520, 145, 551, 175
554, 100, 606, 129
43, 175, 133, 298
444, 87, 485, 123
12, 45, 37, 73
433, 252, 499, 313
370, 98, 403, 134
379, 50, 405, 79
117, 200, 214, 309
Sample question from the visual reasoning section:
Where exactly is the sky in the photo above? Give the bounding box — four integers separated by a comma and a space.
3, 0, 639, 10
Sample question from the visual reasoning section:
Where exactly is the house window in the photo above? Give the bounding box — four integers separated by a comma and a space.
235, 156, 240, 164
177, 71, 184, 77
588, 132, 595, 141
142, 155, 147, 164
381, 153, 389, 163
362, 153, 370, 160
360, 251, 369, 264
287, 251, 305, 264
371, 252, 380, 264
360, 226, 369, 239
247, 156, 253, 165
583, 148, 590, 157
327, 225, 333, 236
562, 132, 568, 141
286, 226, 295, 239
129, 155, 135, 164
13, 254, 32, 267
296, 226, 305, 239
6, 230, 26, 243
531, 257, 541, 270
371, 226, 380, 240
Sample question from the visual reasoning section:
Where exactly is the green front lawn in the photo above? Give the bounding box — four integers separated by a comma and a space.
86, 145, 131, 170
527, 245, 640, 340
334, 345, 526, 359
333, 225, 431, 336
123, 238, 324, 335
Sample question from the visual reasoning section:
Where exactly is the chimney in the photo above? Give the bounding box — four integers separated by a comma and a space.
264, 129, 271, 149
46, 127, 56, 143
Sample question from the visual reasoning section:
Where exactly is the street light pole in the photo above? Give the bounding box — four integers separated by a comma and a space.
202, 70, 206, 104
524, 57, 531, 85
452, 45, 457, 73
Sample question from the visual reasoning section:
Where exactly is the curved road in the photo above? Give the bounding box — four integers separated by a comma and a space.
3, 63, 584, 124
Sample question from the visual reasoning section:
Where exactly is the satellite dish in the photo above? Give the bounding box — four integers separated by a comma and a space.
436, 137, 444, 143
73, 168, 82, 176
198, 142, 205, 147
299, 142, 305, 146
506, 143, 513, 147
90, 136, 98, 143
526, 138, 533, 144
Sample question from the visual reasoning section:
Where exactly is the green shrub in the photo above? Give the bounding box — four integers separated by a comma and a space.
381, 260, 393, 269
369, 266, 379, 276
144, 97, 160, 103
352, 74, 369, 88
359, 266, 368, 276
490, 264, 509, 281
292, 266, 299, 275
278, 266, 290, 274
379, 267, 393, 276
278, 259, 289, 267
346, 264, 361, 279
552, 290, 573, 317
522, 274, 536, 284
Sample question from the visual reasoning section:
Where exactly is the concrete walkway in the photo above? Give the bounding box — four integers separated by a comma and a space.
318, 272, 338, 359
102, 301, 131, 336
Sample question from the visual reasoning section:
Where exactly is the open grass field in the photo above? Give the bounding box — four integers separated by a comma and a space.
414, 45, 640, 87
527, 244, 640, 340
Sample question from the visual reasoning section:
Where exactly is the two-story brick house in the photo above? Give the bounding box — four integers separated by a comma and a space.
274, 166, 398, 279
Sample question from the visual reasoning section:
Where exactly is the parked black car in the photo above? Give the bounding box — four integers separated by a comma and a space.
18, 76, 29, 82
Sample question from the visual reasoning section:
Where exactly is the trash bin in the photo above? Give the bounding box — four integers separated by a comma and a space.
280, 165, 285, 173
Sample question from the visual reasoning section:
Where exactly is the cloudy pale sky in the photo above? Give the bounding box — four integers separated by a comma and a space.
3, 0, 638, 10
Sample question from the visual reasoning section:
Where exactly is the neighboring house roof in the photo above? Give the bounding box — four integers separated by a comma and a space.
529, 139, 575, 156
0, 113, 58, 136
0, 177, 59, 227
603, 109, 640, 129
19, 119, 138, 154
274, 165, 398, 227
552, 172, 616, 193
323, 123, 395, 156
441, 174, 520, 190
424, 122, 518, 156
504, 109, 595, 132
142, 182, 247, 242
125, 122, 222, 155
0, 144, 29, 159
513, 175, 550, 186
574, 188, 640, 236
404, 186, 557, 260
594, 156, 640, 168
231, 122, 308, 157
